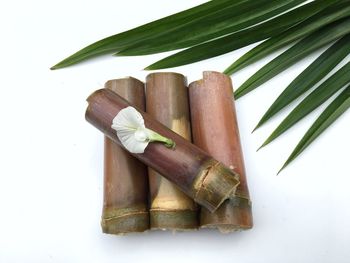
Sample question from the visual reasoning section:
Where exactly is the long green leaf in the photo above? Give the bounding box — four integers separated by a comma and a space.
145, 0, 341, 70
259, 61, 350, 150
118, 0, 306, 56
254, 35, 350, 131
51, 0, 244, 69
278, 85, 350, 174
224, 1, 350, 75
234, 19, 350, 99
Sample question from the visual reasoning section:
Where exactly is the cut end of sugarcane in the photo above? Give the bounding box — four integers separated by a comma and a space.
200, 196, 253, 232
192, 160, 240, 213
101, 207, 150, 235
149, 209, 198, 231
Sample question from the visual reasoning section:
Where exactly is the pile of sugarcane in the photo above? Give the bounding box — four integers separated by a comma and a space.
86, 72, 252, 234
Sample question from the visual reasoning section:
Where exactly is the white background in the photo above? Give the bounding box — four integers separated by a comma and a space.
1, 1, 349, 262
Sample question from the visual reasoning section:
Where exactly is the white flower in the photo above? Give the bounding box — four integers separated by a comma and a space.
111, 106, 175, 154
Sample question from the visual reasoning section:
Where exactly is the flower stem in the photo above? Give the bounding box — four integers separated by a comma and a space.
146, 128, 176, 149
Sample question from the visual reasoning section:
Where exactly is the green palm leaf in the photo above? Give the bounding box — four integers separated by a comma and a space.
118, 0, 306, 56
51, 0, 244, 69
278, 85, 350, 174
234, 19, 350, 99
224, 1, 350, 75
254, 35, 350, 131
51, 0, 304, 70
51, 0, 350, 171
145, 0, 337, 70
259, 61, 350, 150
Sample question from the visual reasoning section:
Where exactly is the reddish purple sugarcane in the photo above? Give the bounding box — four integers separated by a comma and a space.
86, 88, 240, 212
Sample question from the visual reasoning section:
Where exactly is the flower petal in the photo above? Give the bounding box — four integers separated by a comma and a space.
134, 128, 149, 142
111, 106, 145, 131
111, 106, 149, 154
120, 131, 149, 153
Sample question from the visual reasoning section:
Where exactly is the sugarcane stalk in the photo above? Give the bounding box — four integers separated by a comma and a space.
189, 71, 253, 232
146, 73, 198, 230
101, 78, 149, 234
86, 88, 240, 212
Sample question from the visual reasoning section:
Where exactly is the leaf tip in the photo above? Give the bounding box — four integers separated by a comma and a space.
113, 51, 128, 57
50, 64, 59, 70
251, 124, 260, 133
256, 144, 265, 152
144, 64, 156, 71
50, 60, 69, 70
223, 68, 232, 75
277, 164, 287, 175
233, 91, 242, 100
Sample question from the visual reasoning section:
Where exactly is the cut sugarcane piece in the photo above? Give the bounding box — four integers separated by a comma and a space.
86, 88, 240, 212
146, 73, 198, 230
101, 78, 149, 234
189, 71, 253, 232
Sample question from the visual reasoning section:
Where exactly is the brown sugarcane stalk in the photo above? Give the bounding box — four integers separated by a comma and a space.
86, 88, 240, 212
101, 78, 149, 234
189, 71, 253, 232
146, 73, 198, 230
